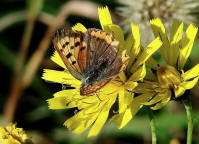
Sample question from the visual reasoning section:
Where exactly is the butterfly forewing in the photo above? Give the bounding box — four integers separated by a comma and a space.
53, 29, 84, 80
77, 36, 90, 72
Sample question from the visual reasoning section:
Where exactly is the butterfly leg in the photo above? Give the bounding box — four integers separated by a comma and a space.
95, 92, 102, 101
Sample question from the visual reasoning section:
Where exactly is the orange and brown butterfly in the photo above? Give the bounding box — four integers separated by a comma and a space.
53, 27, 128, 95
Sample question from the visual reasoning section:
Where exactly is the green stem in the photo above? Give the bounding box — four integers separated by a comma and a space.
149, 110, 157, 144
183, 98, 193, 144
3, 12, 35, 123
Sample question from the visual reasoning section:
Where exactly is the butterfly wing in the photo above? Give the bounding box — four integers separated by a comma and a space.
105, 50, 129, 77
80, 78, 112, 95
53, 28, 85, 80
80, 29, 128, 95
85, 28, 119, 66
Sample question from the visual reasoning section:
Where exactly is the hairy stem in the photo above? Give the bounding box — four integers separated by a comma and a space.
149, 110, 157, 144
183, 98, 193, 144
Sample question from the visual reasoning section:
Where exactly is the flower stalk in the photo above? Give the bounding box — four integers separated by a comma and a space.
183, 98, 193, 144
149, 110, 157, 144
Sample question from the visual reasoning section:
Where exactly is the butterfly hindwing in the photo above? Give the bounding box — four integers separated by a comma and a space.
105, 50, 129, 77
80, 78, 112, 95
85, 28, 119, 66
79, 29, 129, 95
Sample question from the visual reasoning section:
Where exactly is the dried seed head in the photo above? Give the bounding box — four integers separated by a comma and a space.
117, 0, 199, 44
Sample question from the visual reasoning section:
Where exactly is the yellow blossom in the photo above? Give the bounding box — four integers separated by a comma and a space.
42, 7, 162, 137
0, 123, 32, 144
134, 18, 199, 110
110, 23, 162, 129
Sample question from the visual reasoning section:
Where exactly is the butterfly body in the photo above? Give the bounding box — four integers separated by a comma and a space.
53, 28, 128, 95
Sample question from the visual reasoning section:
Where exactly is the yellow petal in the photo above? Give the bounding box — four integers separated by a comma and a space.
135, 82, 158, 93
146, 57, 159, 70
106, 24, 124, 42
110, 107, 133, 129
112, 93, 154, 129
88, 96, 116, 137
97, 80, 122, 96
131, 23, 140, 56
77, 95, 101, 109
98, 6, 112, 31
64, 112, 98, 135
145, 70, 157, 81
119, 71, 127, 82
134, 92, 156, 103
178, 24, 198, 69
126, 23, 140, 71
79, 101, 103, 114
51, 89, 82, 107
142, 88, 169, 105
47, 97, 76, 109
151, 96, 170, 110
150, 18, 170, 63
118, 88, 125, 113
130, 37, 162, 73
72, 23, 87, 32
183, 64, 199, 80
129, 64, 146, 81
169, 21, 183, 66
106, 24, 124, 53
118, 89, 133, 113
181, 77, 199, 90
125, 81, 138, 91
47, 89, 84, 109
53, 89, 80, 98
125, 36, 134, 57
88, 110, 109, 137
175, 73, 199, 98
142, 94, 160, 105
42, 69, 81, 86
50, 51, 66, 69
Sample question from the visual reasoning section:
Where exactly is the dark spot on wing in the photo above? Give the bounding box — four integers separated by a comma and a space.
75, 42, 80, 47
80, 46, 86, 51
70, 46, 74, 49
72, 61, 76, 65
66, 53, 72, 58
65, 41, 70, 45
62, 44, 66, 48
60, 48, 64, 52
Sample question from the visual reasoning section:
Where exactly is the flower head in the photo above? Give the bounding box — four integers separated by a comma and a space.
0, 123, 32, 144
42, 7, 162, 136
109, 23, 162, 129
43, 7, 123, 137
134, 18, 199, 110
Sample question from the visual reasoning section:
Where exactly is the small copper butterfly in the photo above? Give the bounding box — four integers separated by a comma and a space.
53, 28, 128, 95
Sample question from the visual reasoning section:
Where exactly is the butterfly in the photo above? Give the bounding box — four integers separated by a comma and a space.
53, 27, 128, 95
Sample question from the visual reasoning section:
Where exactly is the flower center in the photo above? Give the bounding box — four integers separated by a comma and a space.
157, 65, 181, 89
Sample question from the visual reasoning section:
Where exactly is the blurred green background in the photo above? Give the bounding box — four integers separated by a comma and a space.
0, 0, 199, 144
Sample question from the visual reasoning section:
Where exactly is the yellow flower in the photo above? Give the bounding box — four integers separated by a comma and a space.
134, 18, 199, 110
0, 123, 32, 144
109, 23, 162, 129
42, 7, 162, 137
